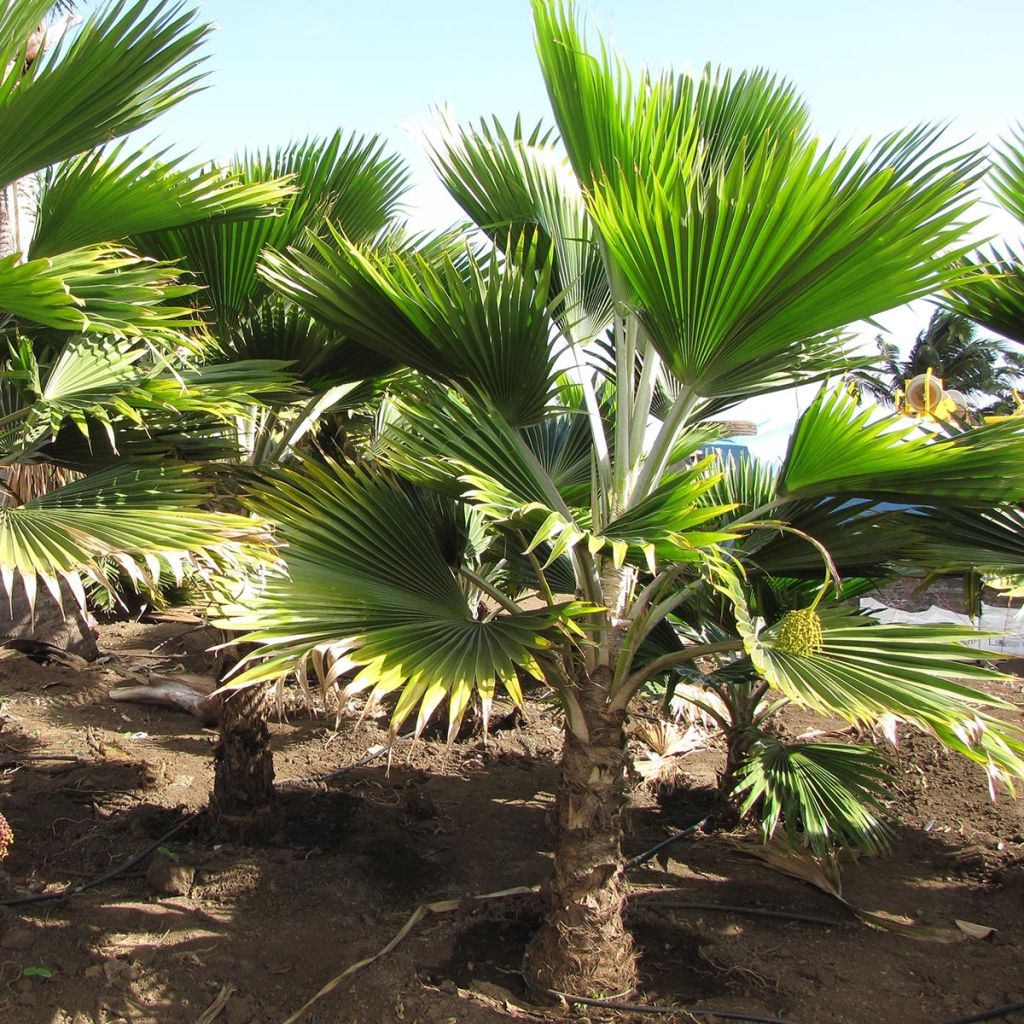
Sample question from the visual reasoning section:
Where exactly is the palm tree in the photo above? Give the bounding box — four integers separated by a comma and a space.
218, 0, 1024, 997
0, 0, 292, 650
130, 132, 411, 840
856, 309, 1024, 412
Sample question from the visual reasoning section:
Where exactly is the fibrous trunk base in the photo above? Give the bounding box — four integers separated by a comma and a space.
210, 682, 277, 844
525, 679, 637, 998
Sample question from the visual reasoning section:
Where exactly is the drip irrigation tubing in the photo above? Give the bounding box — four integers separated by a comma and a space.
625, 815, 710, 868
941, 1005, 1024, 1024
641, 898, 847, 928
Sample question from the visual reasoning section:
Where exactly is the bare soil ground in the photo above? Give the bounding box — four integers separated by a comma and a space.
0, 619, 1021, 1024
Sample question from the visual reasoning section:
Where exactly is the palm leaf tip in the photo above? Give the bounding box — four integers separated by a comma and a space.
0, 464, 276, 613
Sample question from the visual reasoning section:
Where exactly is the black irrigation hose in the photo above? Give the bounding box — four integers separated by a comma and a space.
643, 899, 847, 928
0, 808, 205, 908
625, 816, 710, 869
942, 1004, 1024, 1024
0, 741, 400, 908
275, 734, 409, 786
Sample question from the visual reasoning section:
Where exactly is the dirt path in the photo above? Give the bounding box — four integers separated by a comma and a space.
0, 620, 1021, 1024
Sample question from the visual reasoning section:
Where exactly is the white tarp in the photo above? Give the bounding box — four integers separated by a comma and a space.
860, 598, 1024, 656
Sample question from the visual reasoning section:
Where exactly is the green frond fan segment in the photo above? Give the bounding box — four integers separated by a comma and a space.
748, 607, 1024, 794
779, 386, 1024, 505
428, 113, 613, 345
946, 248, 1024, 346
0, 463, 274, 613
733, 738, 893, 856
0, 0, 214, 189
0, 246, 199, 342
586, 125, 980, 400
137, 130, 411, 331
532, 0, 811, 191
30, 141, 294, 258
262, 228, 559, 426
533, 2, 982, 403
217, 458, 595, 741
989, 122, 1024, 227
377, 387, 735, 573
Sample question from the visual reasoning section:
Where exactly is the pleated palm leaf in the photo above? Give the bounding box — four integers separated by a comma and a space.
0, 0, 293, 627
948, 125, 1024, 343
134, 130, 413, 468
230, 0, 1023, 995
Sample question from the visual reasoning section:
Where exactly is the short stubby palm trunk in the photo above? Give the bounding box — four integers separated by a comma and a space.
525, 686, 638, 998
209, 682, 278, 844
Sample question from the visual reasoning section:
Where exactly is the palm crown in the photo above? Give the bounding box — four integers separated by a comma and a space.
0, 0, 317, 614
216, 0, 1024, 995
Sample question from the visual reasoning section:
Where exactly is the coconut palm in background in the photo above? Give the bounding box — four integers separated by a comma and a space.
856, 308, 1024, 414
213, 0, 1024, 996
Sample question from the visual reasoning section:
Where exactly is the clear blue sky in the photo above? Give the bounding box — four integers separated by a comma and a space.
158, 0, 1024, 225
151, 0, 1024, 455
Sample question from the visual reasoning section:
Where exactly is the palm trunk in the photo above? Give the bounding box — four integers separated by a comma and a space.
524, 668, 637, 998
717, 682, 762, 815
0, 577, 99, 660
209, 682, 278, 843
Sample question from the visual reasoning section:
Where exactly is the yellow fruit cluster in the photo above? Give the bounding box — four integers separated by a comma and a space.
775, 608, 824, 657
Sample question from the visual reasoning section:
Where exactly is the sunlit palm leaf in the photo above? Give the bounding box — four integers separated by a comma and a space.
734, 737, 893, 856
532, 1, 810, 193
779, 387, 1024, 505
588, 126, 979, 398
219, 296, 395, 388
0, 246, 198, 342
430, 114, 612, 344
0, 462, 272, 608
0, 0, 212, 188
263, 230, 559, 426
125, 359, 297, 419
30, 142, 292, 258
217, 458, 590, 740
373, 388, 572, 525
946, 247, 1024, 345
138, 131, 409, 330
750, 608, 1024, 791
989, 123, 1024, 229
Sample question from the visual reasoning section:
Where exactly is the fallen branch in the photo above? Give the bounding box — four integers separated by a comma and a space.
195, 982, 235, 1024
